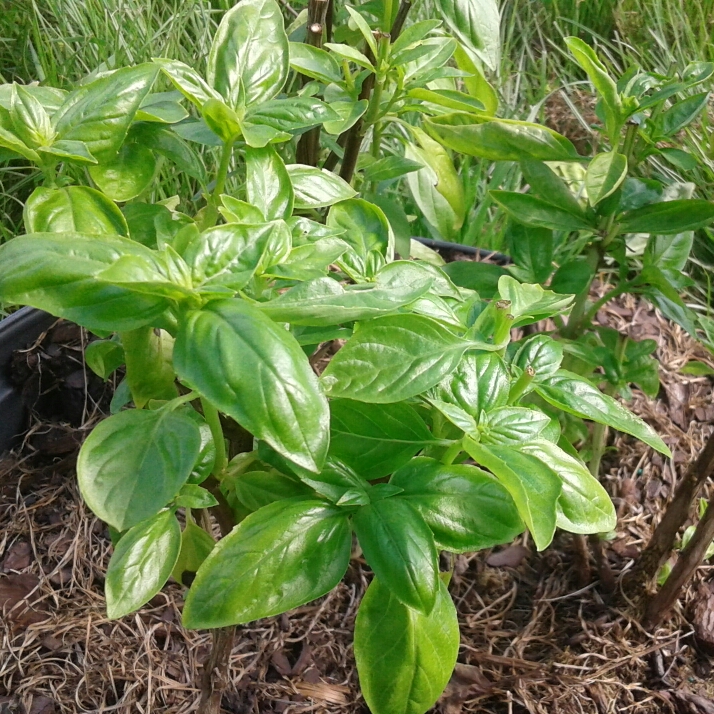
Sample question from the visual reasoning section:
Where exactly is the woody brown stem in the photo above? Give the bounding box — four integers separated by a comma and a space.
627, 431, 714, 598
645, 489, 714, 626
198, 626, 236, 714
296, 0, 330, 166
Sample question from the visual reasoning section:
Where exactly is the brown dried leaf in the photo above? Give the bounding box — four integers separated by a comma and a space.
0, 573, 49, 627
486, 545, 529, 568
2, 541, 31, 571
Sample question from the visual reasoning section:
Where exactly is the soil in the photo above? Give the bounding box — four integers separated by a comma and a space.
2, 284, 714, 714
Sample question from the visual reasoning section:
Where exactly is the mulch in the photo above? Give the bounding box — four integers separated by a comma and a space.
2, 286, 714, 714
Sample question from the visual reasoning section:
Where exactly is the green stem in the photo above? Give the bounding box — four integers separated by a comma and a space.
621, 121, 638, 164
441, 440, 463, 466
508, 366, 535, 405
201, 397, 228, 478
213, 139, 235, 202
582, 280, 635, 327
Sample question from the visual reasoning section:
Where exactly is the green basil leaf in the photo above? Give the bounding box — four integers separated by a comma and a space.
154, 59, 223, 108
121, 327, 177, 408
519, 440, 616, 534
426, 398, 478, 434
427, 352, 509, 418
129, 123, 205, 181
512, 335, 563, 382
327, 197, 393, 268
258, 274, 431, 326
520, 161, 586, 219
182, 407, 216, 485
463, 439, 561, 551
53, 64, 159, 161
353, 497, 439, 613
292, 456, 370, 504
644, 232, 693, 272
481, 406, 550, 445
37, 139, 97, 164
323, 99, 368, 134
329, 400, 437, 479
105, 509, 181, 619
354, 577, 459, 714
10, 84, 55, 148
506, 223, 554, 285
201, 98, 242, 142
247, 97, 339, 131
184, 222, 286, 290
564, 37, 622, 142
408, 87, 485, 114
136, 92, 189, 124
171, 520, 215, 584
390, 457, 524, 552
660, 92, 709, 136
585, 151, 627, 206
550, 259, 595, 296
0, 84, 66, 113
121, 203, 170, 248
246, 146, 294, 220
619, 199, 714, 234
173, 484, 219, 509
289, 42, 344, 84
362, 155, 424, 183
207, 0, 289, 108
0, 233, 168, 331
324, 42, 375, 71
230, 470, 313, 511
441, 261, 507, 297
24, 186, 128, 236
490, 191, 595, 232
435, 0, 500, 70
77, 408, 202, 531
426, 114, 580, 162
183, 500, 351, 627
286, 164, 357, 208
89, 142, 157, 202
535, 370, 671, 455
498, 275, 574, 326
0, 121, 40, 162
85, 338, 125, 379
321, 314, 473, 403
219, 195, 265, 224
174, 300, 329, 473
267, 239, 349, 281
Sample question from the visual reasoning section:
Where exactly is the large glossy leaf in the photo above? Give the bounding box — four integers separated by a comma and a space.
585, 152, 627, 206
207, 0, 289, 108
183, 222, 286, 290
247, 97, 339, 131
428, 352, 509, 418
512, 335, 563, 381
390, 457, 523, 552
519, 440, 616, 534
154, 59, 223, 108
426, 114, 580, 162
329, 400, 437, 479
129, 122, 205, 181
288, 42, 343, 84
619, 199, 714, 234
0, 233, 168, 331
230, 470, 312, 512
10, 84, 55, 148
353, 498, 439, 613
490, 191, 595, 231
436, 0, 500, 70
480, 407, 550, 445
183, 500, 351, 627
121, 327, 177, 408
105, 510, 181, 619
661, 92, 709, 136
174, 299, 329, 472
245, 146, 294, 220
286, 165, 357, 208
535, 370, 670, 455
644, 232, 693, 272
498, 276, 574, 326
89, 142, 157, 201
77, 408, 201, 531
53, 64, 158, 161
464, 439, 561, 551
520, 161, 586, 219
354, 577, 459, 714
258, 274, 431, 326
321, 314, 474, 403
24, 186, 128, 236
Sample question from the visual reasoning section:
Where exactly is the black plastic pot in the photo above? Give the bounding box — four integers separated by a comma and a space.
0, 307, 56, 452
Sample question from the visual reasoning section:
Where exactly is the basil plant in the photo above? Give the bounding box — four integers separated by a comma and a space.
0, 2, 671, 713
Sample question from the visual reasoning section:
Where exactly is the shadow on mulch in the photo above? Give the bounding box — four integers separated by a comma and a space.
2, 290, 714, 714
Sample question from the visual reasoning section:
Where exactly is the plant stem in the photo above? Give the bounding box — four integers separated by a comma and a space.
202, 139, 234, 230
441, 441, 463, 466
198, 625, 236, 714
296, 0, 329, 166
644, 490, 714, 626
508, 366, 535, 404
201, 397, 228, 478
627, 430, 714, 597
389, 0, 412, 41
